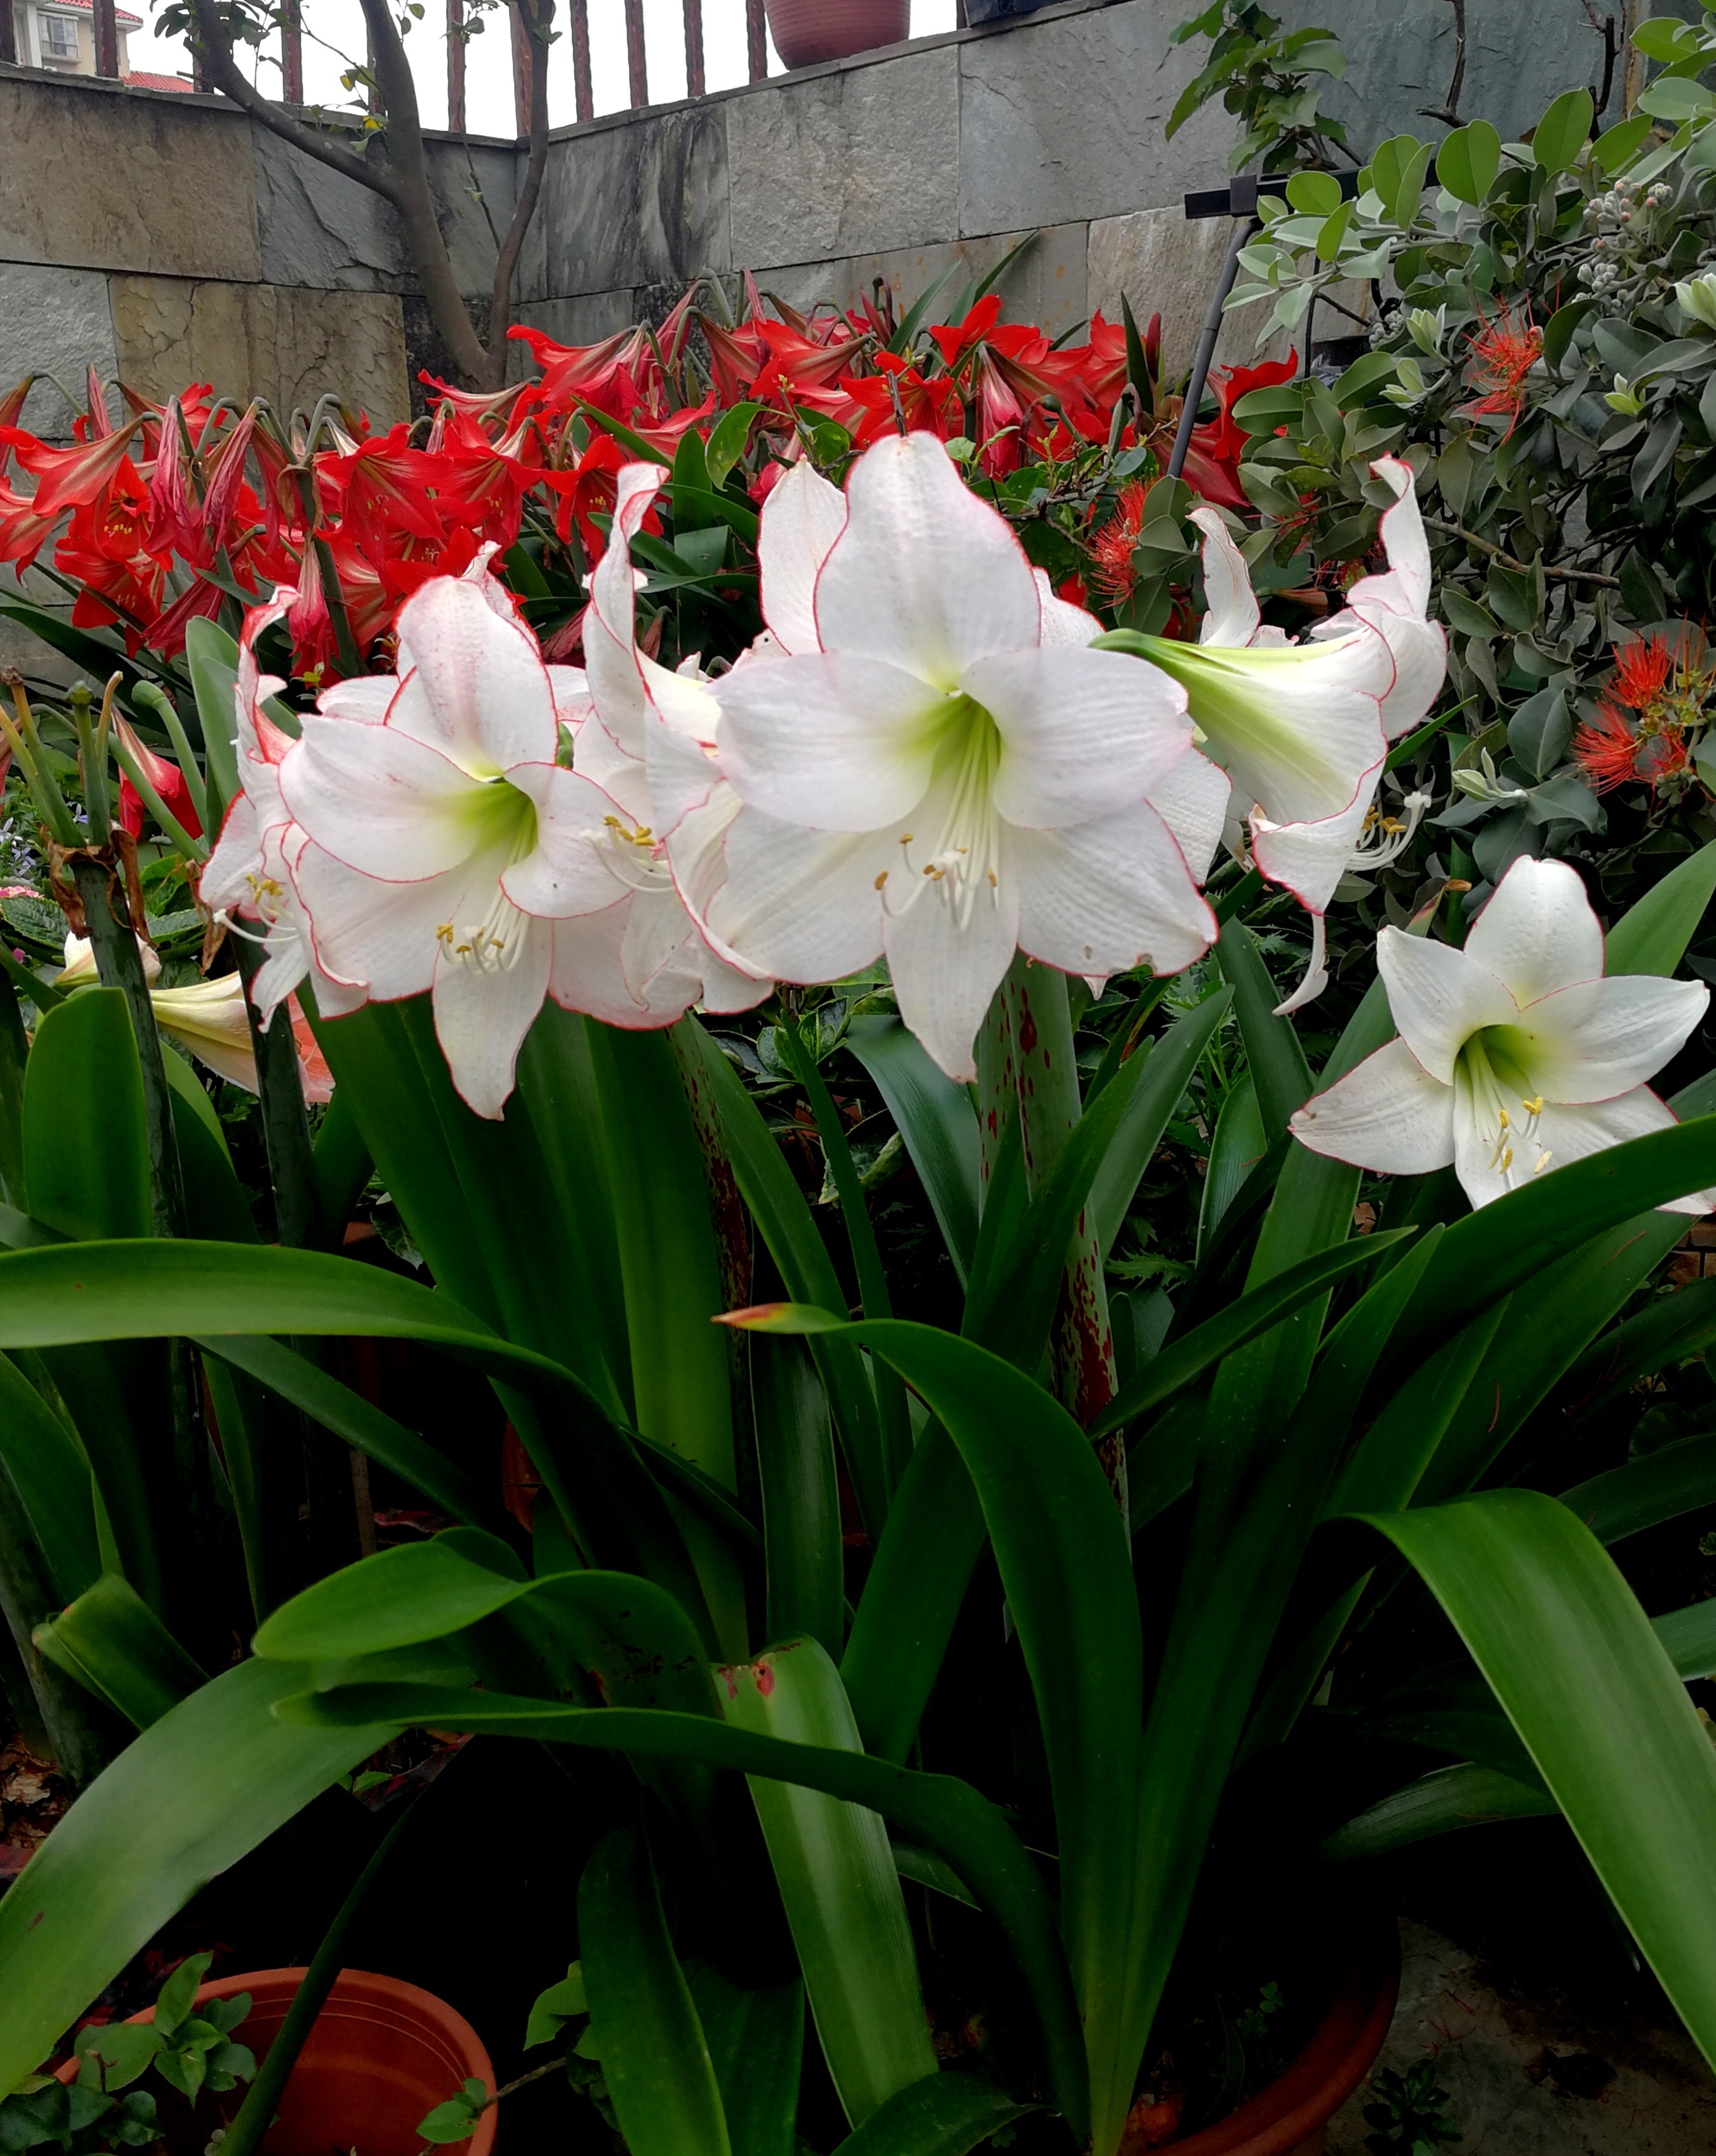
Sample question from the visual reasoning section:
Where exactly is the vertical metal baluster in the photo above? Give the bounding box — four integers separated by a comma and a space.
92, 0, 119, 77
510, 0, 534, 135
683, 0, 704, 97
623, 0, 647, 107
745, 0, 767, 80
570, 0, 592, 119
447, 0, 466, 131
281, 0, 304, 104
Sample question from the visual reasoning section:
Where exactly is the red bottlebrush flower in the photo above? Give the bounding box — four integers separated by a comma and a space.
1460, 308, 1543, 432
1574, 701, 1644, 792
1089, 479, 1150, 604
1609, 634, 1675, 711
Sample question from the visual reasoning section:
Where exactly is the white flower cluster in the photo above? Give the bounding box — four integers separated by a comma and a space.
200, 439, 1445, 1112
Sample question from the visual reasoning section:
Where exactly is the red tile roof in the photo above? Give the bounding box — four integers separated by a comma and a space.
125, 68, 195, 90
42, 0, 147, 20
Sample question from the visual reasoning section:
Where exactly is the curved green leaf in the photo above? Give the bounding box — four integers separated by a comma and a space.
0, 1657, 395, 2094
1089, 1229, 1413, 1440
0, 1350, 100, 1603
1093, 988, 1234, 1261
1321, 1761, 1557, 1861
1604, 839, 1716, 977
23, 991, 149, 1244
686, 1961, 802, 2156
831, 2071, 1032, 2155
580, 1827, 732, 2156
1559, 1433, 1716, 1545
724, 1640, 935, 2128
1214, 917, 1311, 1142
1364, 1490, 1716, 2066
753, 1336, 843, 1660
276, 1685, 1088, 2141
34, 1574, 204, 1730
847, 1017, 980, 1286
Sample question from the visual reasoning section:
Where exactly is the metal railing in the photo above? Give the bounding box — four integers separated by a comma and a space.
1, 0, 773, 129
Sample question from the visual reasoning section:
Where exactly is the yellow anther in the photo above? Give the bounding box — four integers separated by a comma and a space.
874, 871, 888, 890
1497, 1108, 1511, 1130
1500, 1146, 1514, 1172
1533, 1150, 1554, 1173
1522, 1095, 1544, 1117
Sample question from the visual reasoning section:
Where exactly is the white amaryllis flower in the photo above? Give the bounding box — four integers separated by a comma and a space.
58, 935, 331, 1102
690, 434, 1215, 1081
278, 572, 697, 1118
570, 463, 771, 1023
198, 590, 372, 1029
1108, 455, 1447, 1012
1290, 857, 1710, 1210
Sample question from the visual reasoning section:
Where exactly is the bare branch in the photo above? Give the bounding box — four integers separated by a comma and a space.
188, 0, 400, 199
1416, 0, 1468, 128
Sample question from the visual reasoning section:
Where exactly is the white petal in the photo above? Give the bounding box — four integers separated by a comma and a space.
1452, 1082, 1705, 1211
1309, 460, 1444, 738
1290, 1038, 1457, 1174
290, 842, 452, 1001
961, 646, 1192, 830
1508, 974, 1708, 1105
582, 463, 668, 762
248, 932, 312, 1026
1147, 749, 1232, 884
1378, 928, 1518, 1086
712, 653, 946, 832
1190, 505, 1263, 648
813, 432, 1040, 686
431, 920, 553, 1118
316, 675, 396, 724
1249, 757, 1383, 916
709, 807, 891, 985
1272, 912, 1329, 1017
1160, 632, 1391, 832
1012, 800, 1215, 979
620, 885, 703, 1007
882, 838, 1022, 1082
1371, 455, 1431, 615
1462, 856, 1602, 1006
639, 654, 725, 835
546, 897, 673, 1027
199, 794, 263, 914
1031, 568, 1103, 649
501, 764, 642, 919
386, 577, 558, 775
283, 715, 493, 883
759, 457, 848, 655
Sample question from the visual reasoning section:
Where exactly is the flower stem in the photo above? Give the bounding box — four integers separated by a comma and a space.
131, 679, 211, 835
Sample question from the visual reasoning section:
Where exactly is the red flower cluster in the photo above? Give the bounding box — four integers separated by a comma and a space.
0, 279, 1282, 680
1459, 308, 1543, 434
1574, 635, 1705, 795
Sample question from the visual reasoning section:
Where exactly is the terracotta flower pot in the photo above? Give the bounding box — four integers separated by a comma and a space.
764, 0, 910, 70
59, 1968, 496, 2155
1150, 1914, 1399, 2155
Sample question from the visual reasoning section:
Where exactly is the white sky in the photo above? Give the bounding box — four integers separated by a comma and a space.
125, 0, 955, 134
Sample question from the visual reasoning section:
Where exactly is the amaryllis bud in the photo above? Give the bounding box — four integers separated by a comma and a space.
114, 714, 203, 840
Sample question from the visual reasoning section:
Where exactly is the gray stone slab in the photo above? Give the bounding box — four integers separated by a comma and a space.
1310, 0, 1599, 153
109, 277, 408, 427
255, 132, 519, 303
728, 46, 959, 269
528, 102, 728, 305
1327, 1920, 1716, 2156
0, 73, 259, 282
761, 222, 1089, 343
958, 0, 1235, 236
0, 262, 116, 441
511, 289, 637, 374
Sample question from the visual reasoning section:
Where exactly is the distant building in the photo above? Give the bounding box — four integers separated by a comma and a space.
8, 0, 193, 89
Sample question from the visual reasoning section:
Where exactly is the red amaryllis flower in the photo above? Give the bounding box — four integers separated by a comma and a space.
0, 419, 143, 520
114, 716, 204, 840
1460, 309, 1543, 433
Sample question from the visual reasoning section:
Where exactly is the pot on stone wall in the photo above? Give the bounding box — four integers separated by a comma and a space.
764, 0, 909, 70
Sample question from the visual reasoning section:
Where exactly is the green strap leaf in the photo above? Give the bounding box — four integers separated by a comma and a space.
685, 1962, 802, 2156
1559, 1433, 1716, 1546
0, 1350, 101, 1603
278, 1686, 1088, 2141
24, 991, 150, 1244
0, 1657, 395, 2094
1321, 1761, 1557, 1861
752, 1335, 843, 1661
34, 1574, 205, 1730
723, 1641, 936, 2128
1603, 839, 1716, 976
830, 2071, 1033, 2155
1089, 1229, 1414, 1440
1362, 1489, 1716, 2067
1215, 918, 1311, 1142
847, 1016, 980, 1287
1092, 988, 1234, 1262
580, 1827, 732, 2156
